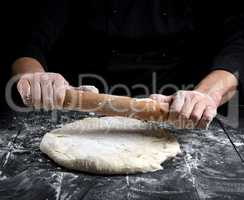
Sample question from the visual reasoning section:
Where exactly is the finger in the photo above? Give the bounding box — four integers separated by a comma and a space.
180, 96, 197, 129
41, 78, 54, 111
53, 78, 67, 109
168, 92, 185, 125
190, 101, 206, 127
197, 106, 217, 129
150, 94, 173, 103
76, 85, 99, 93
30, 75, 41, 109
150, 94, 173, 117
180, 95, 197, 119
17, 79, 31, 106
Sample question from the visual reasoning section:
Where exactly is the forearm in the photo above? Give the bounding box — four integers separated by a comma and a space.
12, 57, 45, 76
194, 70, 238, 106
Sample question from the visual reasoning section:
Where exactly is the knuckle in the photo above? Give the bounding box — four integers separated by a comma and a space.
202, 114, 212, 122
20, 74, 28, 79
191, 113, 200, 122
176, 90, 184, 96
185, 94, 192, 100
41, 80, 50, 86
206, 107, 217, 117
175, 107, 181, 113
206, 105, 217, 111
149, 94, 156, 99
41, 79, 51, 87
175, 91, 186, 100
21, 73, 33, 80
180, 112, 189, 119
55, 73, 64, 80
33, 73, 41, 80
209, 109, 217, 118
192, 95, 201, 102
40, 74, 49, 81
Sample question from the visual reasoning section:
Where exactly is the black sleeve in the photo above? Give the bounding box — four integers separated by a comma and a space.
13, 0, 67, 70
211, 11, 244, 84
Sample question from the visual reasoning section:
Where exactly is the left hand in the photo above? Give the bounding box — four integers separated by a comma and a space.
150, 90, 221, 129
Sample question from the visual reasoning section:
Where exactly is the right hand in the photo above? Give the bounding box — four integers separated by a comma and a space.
17, 72, 99, 110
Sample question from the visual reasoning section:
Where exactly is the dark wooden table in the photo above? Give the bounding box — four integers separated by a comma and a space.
0, 110, 244, 200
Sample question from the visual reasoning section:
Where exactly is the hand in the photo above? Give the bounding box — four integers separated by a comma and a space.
150, 90, 221, 129
17, 72, 99, 110
17, 72, 69, 110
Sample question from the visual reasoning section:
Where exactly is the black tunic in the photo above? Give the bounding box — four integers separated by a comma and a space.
10, 0, 244, 88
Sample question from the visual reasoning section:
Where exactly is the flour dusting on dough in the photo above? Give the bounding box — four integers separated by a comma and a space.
40, 116, 181, 174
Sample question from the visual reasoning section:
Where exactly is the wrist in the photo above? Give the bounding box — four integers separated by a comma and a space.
12, 57, 45, 76
194, 87, 223, 107
194, 70, 238, 106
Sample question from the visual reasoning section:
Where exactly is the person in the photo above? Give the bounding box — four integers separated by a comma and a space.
11, 1, 242, 128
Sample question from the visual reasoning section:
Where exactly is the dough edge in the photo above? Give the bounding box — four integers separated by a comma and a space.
40, 116, 181, 174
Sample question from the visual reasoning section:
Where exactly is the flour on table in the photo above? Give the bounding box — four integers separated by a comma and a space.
40, 116, 181, 174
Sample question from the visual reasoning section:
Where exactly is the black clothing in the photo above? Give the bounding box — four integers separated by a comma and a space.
12, 1, 244, 89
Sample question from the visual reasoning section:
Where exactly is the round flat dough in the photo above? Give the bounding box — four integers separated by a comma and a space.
40, 117, 181, 174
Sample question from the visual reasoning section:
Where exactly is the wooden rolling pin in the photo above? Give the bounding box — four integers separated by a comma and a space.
63, 89, 169, 122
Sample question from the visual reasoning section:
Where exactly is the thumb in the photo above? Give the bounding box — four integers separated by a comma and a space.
69, 85, 99, 94
17, 79, 31, 106
150, 94, 173, 104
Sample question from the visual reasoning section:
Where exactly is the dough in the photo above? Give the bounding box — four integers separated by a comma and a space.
40, 117, 181, 174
